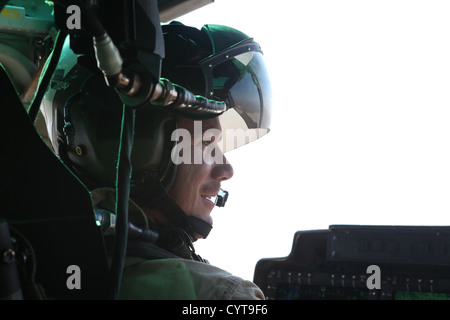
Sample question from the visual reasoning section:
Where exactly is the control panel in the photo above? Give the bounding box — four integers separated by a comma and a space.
253, 225, 450, 300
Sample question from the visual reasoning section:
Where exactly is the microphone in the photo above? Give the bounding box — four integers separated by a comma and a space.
214, 189, 229, 207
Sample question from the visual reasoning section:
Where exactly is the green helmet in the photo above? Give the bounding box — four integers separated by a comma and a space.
162, 22, 272, 152
41, 22, 273, 238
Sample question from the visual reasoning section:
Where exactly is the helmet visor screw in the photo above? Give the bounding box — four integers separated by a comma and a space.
75, 145, 83, 156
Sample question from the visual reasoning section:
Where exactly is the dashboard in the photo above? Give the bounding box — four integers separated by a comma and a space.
254, 225, 450, 300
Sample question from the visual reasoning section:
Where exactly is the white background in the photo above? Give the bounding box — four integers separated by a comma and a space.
175, 0, 450, 281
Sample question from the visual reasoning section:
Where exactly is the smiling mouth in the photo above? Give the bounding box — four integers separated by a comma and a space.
202, 195, 218, 204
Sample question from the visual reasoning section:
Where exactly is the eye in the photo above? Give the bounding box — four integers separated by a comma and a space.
202, 139, 213, 147
202, 135, 217, 147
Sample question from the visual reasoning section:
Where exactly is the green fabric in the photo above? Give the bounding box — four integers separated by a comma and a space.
119, 258, 197, 299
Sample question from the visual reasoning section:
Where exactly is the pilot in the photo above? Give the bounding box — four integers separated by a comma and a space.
40, 21, 273, 299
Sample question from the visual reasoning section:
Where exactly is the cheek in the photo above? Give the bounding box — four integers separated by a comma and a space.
175, 164, 198, 185
180, 162, 212, 183
169, 164, 209, 204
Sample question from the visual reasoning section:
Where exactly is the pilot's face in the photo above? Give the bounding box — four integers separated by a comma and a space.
168, 116, 234, 238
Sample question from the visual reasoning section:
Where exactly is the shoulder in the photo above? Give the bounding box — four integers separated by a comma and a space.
119, 258, 264, 300
182, 260, 264, 300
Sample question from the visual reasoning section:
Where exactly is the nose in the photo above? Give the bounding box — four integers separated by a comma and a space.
211, 154, 234, 181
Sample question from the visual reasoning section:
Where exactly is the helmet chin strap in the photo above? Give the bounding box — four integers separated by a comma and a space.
162, 188, 229, 239
187, 215, 213, 239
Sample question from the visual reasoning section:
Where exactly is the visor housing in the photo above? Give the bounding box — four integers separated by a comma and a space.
199, 40, 272, 152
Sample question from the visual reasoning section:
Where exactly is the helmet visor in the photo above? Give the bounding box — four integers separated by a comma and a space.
200, 43, 273, 152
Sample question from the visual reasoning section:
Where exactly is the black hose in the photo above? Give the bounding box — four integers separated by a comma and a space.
28, 29, 68, 122
51, 1, 129, 300
109, 105, 135, 300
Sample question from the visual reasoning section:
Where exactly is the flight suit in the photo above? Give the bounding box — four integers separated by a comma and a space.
91, 188, 264, 300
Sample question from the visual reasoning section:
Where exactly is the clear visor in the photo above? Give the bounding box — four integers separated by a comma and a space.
200, 45, 272, 152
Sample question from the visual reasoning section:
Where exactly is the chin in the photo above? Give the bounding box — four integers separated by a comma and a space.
205, 215, 213, 227
193, 232, 204, 240
193, 212, 213, 227
191, 214, 213, 240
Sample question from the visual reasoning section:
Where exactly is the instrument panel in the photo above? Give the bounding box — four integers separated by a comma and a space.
254, 225, 450, 300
